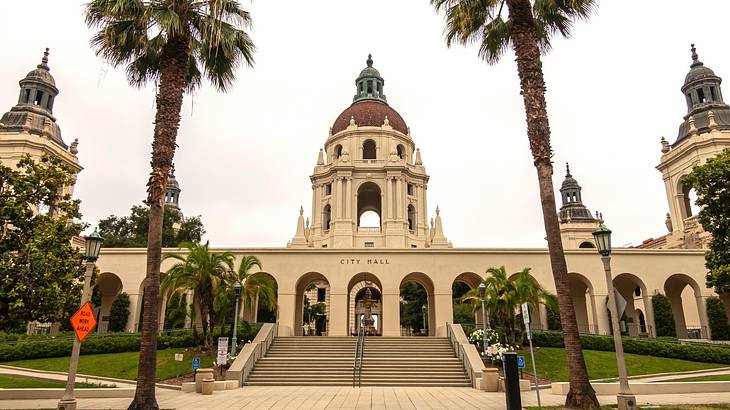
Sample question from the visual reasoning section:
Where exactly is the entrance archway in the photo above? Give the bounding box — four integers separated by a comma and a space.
613, 273, 654, 336
295, 272, 330, 336
568, 272, 598, 334
451, 272, 483, 328
665, 273, 706, 338
240, 272, 278, 324
94, 272, 123, 333
348, 273, 383, 335
357, 182, 382, 229
400, 272, 435, 336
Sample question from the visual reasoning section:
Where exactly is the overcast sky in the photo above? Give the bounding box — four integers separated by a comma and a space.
2, 0, 728, 248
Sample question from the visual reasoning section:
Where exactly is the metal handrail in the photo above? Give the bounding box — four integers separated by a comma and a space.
357, 328, 366, 386
352, 325, 364, 387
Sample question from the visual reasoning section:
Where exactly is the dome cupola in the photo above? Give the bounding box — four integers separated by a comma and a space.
354, 54, 386, 103
165, 165, 181, 210
559, 163, 596, 222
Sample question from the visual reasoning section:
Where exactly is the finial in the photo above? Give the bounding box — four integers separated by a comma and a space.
70, 138, 79, 155
383, 116, 390, 126
708, 110, 719, 130
565, 162, 572, 177
367, 54, 373, 67
38, 48, 50, 70
436, 206, 440, 216
660, 136, 670, 153
691, 43, 698, 62
349, 116, 356, 126
299, 206, 304, 216
170, 163, 176, 176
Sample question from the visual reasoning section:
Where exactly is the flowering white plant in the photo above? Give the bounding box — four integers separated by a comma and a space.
481, 342, 517, 365
468, 328, 500, 346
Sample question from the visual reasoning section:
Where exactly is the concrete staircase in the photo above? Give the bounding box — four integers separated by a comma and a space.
245, 336, 471, 387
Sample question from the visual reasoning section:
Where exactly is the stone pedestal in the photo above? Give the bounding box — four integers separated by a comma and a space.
481, 368, 499, 392
195, 368, 214, 393
201, 378, 215, 395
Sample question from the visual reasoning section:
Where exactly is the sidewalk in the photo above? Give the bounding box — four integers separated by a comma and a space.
2, 386, 730, 409
0, 365, 136, 388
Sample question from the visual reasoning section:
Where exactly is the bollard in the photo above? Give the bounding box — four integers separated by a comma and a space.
502, 352, 522, 410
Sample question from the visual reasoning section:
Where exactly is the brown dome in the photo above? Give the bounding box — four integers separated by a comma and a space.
332, 101, 408, 135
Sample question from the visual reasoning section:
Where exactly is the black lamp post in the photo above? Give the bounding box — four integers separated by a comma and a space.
478, 282, 488, 353
592, 221, 636, 410
58, 230, 103, 410
421, 304, 427, 335
231, 281, 242, 356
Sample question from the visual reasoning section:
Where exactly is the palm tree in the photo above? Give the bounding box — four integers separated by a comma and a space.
84, 1, 254, 407
162, 241, 233, 344
228, 256, 276, 322
431, 0, 599, 407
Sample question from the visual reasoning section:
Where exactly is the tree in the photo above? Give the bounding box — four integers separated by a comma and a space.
162, 241, 233, 348
400, 282, 428, 334
85, 1, 255, 407
430, 0, 598, 407
164, 292, 187, 330
684, 148, 730, 293
652, 293, 676, 337
0, 154, 86, 331
109, 292, 131, 332
98, 204, 205, 248
227, 256, 275, 323
706, 296, 730, 341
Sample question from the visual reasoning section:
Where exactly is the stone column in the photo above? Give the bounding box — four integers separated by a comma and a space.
396, 178, 403, 219
277, 292, 296, 336
126, 293, 140, 333
328, 290, 348, 336
385, 177, 392, 221
345, 178, 352, 219
335, 177, 342, 219
184, 290, 193, 328
382, 291, 400, 337
696, 295, 711, 339
593, 293, 610, 335
669, 294, 688, 338
434, 289, 453, 337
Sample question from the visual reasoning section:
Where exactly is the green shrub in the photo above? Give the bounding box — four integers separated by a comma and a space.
531, 330, 730, 364
544, 294, 561, 330
707, 296, 730, 340
0, 322, 262, 362
652, 293, 676, 337
108, 293, 130, 332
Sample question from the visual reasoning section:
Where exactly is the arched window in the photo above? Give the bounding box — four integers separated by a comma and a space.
578, 241, 595, 249
357, 182, 381, 229
407, 204, 416, 231
323, 204, 331, 231
333, 144, 342, 160
396, 144, 405, 160
363, 140, 376, 160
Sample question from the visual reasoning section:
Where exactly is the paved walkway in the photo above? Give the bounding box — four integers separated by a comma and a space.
0, 365, 136, 388
2, 386, 730, 409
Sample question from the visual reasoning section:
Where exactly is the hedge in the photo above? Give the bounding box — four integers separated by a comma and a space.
0, 323, 261, 362
652, 293, 676, 337
531, 331, 730, 364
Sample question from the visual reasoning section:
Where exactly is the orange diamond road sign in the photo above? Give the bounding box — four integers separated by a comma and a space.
70, 301, 97, 342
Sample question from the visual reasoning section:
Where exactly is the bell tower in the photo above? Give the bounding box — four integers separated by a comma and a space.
289, 56, 450, 249
558, 163, 599, 249
656, 44, 730, 249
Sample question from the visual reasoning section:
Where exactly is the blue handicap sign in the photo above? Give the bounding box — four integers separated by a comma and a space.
192, 356, 200, 370
517, 355, 526, 369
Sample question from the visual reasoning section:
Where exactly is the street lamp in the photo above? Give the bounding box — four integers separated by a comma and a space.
478, 283, 488, 354
231, 281, 242, 356
592, 221, 636, 410
421, 305, 427, 335
58, 230, 103, 410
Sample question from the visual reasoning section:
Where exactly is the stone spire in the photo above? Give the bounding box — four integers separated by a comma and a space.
415, 148, 423, 165
430, 206, 450, 248
317, 148, 324, 165
290, 206, 308, 247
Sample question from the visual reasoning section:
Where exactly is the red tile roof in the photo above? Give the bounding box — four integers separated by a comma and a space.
332, 101, 408, 135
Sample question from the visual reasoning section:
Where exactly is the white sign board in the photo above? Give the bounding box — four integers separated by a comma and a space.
217, 337, 229, 365
521, 303, 530, 325
608, 290, 628, 318
174, 353, 183, 362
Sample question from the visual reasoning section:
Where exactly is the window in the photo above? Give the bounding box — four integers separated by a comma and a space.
397, 144, 405, 160
578, 241, 595, 249
407, 184, 414, 196
324, 183, 332, 196
634, 286, 641, 297
407, 204, 416, 231
697, 88, 706, 103
323, 204, 331, 231
23, 89, 31, 103
710, 86, 717, 101
34, 91, 44, 106
333, 144, 342, 160
367, 80, 373, 94
364, 242, 374, 248
322, 244, 327, 248
411, 244, 417, 248
47, 95, 54, 110
317, 288, 326, 302
363, 140, 376, 159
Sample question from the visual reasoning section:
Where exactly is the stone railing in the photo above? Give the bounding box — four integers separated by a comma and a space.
225, 323, 277, 387
357, 227, 381, 232
445, 323, 485, 389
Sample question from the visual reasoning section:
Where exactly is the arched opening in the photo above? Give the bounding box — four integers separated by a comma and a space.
322, 204, 331, 231
400, 272, 435, 336
333, 144, 342, 160
407, 204, 416, 232
678, 177, 701, 219
451, 272, 483, 331
636, 309, 647, 334
568, 272, 598, 334
93, 272, 123, 333
396, 144, 405, 160
294, 272, 330, 336
357, 182, 382, 230
240, 272, 278, 324
613, 273, 653, 336
363, 139, 376, 160
347, 273, 383, 336
579, 241, 595, 249
665, 273, 706, 339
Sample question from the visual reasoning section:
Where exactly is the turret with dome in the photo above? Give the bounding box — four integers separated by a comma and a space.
289, 55, 449, 249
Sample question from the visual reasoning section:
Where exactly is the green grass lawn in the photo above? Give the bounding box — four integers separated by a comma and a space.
668, 373, 730, 382
521, 347, 725, 382
1, 349, 214, 381
0, 374, 108, 389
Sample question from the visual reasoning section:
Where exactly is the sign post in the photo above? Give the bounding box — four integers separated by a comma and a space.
217, 337, 229, 366
175, 353, 184, 379
522, 302, 542, 409
192, 356, 200, 371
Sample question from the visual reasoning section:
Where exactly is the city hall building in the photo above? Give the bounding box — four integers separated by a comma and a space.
3, 47, 730, 340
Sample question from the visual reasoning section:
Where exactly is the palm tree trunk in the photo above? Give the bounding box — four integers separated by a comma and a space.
505, 0, 599, 407
129, 36, 190, 410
